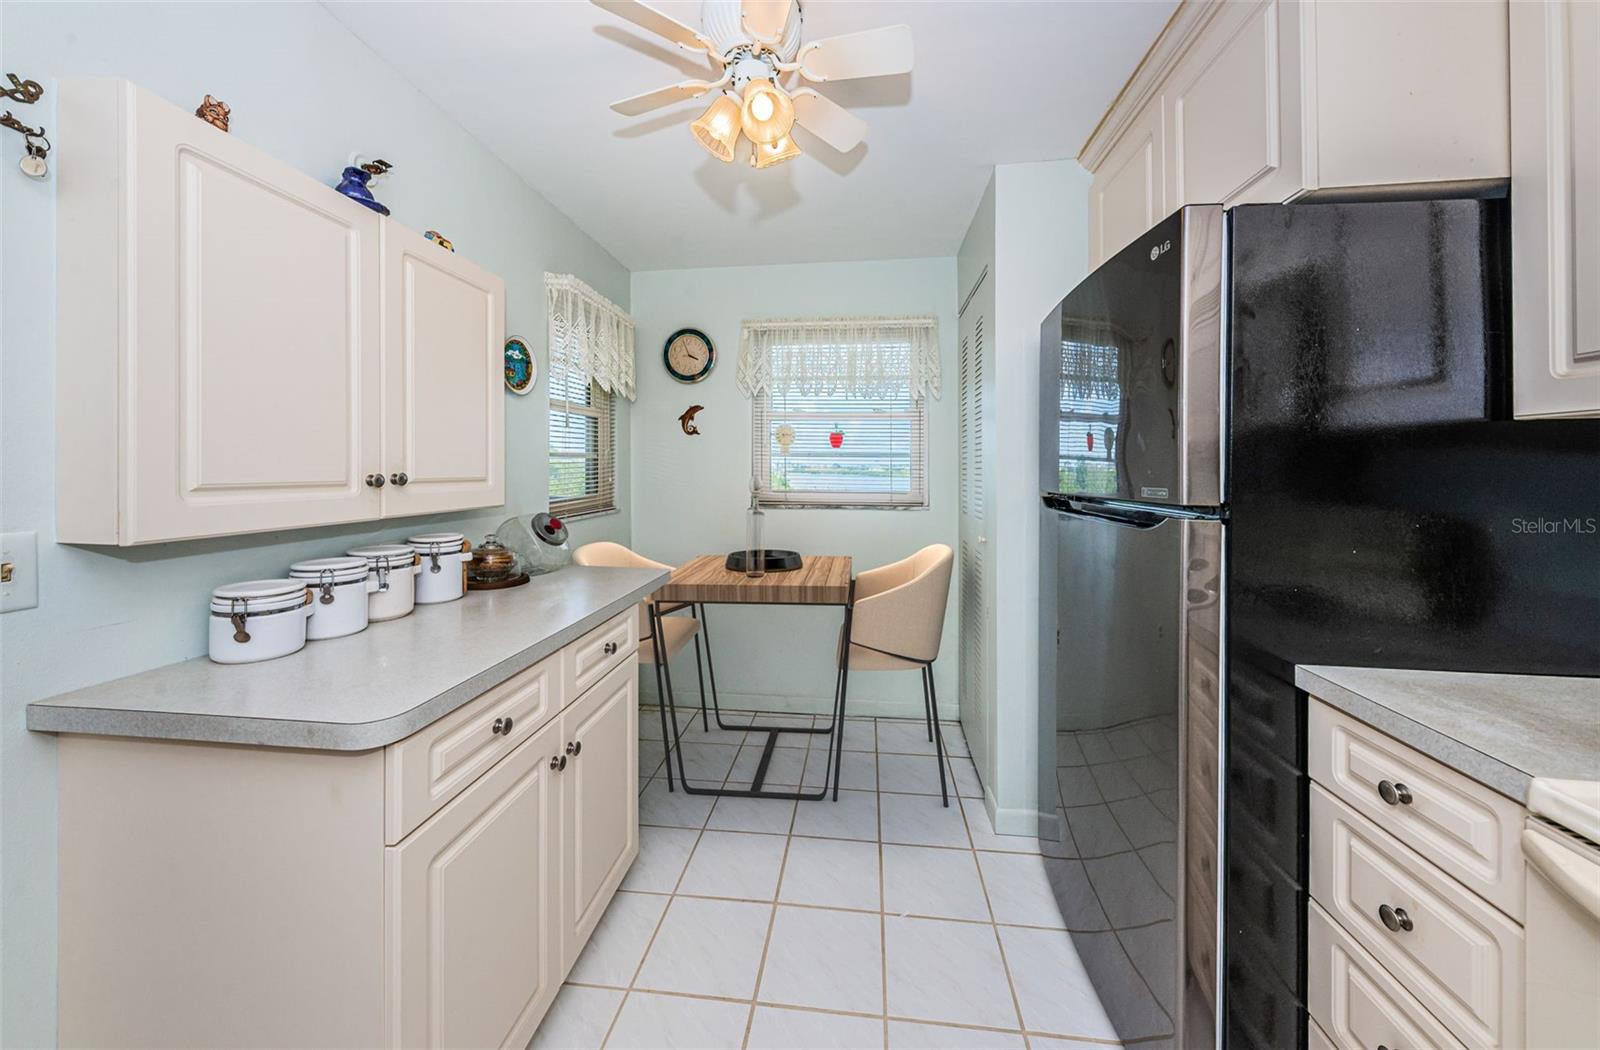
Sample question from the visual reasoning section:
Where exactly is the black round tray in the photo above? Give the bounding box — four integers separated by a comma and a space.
724, 549, 803, 573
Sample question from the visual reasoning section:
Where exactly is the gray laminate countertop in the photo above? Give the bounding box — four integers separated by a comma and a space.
1297, 664, 1600, 803
27, 566, 668, 751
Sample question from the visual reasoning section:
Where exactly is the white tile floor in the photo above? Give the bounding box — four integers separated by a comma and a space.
528, 709, 1149, 1050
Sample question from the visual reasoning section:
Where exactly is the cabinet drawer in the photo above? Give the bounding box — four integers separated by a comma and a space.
1310, 784, 1524, 1049
1309, 899, 1467, 1050
563, 607, 637, 700
1308, 698, 1525, 920
386, 655, 560, 844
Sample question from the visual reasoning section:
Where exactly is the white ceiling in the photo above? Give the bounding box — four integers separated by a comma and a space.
325, 0, 1174, 271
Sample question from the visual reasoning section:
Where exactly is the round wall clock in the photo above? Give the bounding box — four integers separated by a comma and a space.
664, 328, 715, 384
504, 336, 536, 395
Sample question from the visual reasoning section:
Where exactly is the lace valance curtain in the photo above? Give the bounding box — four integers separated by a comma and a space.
545, 272, 636, 401
736, 316, 941, 401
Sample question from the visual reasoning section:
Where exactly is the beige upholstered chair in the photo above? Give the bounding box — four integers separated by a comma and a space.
834, 544, 956, 804
573, 542, 720, 788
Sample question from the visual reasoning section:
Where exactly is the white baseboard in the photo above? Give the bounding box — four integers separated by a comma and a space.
982, 788, 1061, 842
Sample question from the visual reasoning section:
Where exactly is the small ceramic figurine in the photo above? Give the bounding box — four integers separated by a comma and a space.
425, 230, 455, 252
195, 95, 230, 132
335, 158, 392, 216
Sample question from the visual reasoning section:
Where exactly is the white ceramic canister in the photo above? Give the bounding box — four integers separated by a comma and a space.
348, 544, 421, 622
289, 556, 379, 640
209, 579, 316, 664
408, 532, 470, 604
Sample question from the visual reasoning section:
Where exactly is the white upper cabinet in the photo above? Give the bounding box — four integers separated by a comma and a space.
56, 79, 507, 544
1083, 0, 1511, 270
381, 222, 505, 516
1161, 0, 1304, 210
1511, 0, 1600, 419
1089, 104, 1165, 264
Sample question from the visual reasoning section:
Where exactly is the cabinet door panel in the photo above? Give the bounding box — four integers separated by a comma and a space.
383, 223, 506, 516
1512, 0, 1600, 418
388, 720, 561, 1050
1090, 104, 1164, 267
128, 87, 382, 542
1164, 0, 1301, 209
561, 659, 639, 969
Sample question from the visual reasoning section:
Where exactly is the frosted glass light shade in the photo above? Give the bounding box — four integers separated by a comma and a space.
752, 134, 801, 169
740, 79, 795, 145
691, 95, 742, 162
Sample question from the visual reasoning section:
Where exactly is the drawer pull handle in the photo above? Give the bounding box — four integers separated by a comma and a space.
566, 740, 583, 757
603, 641, 619, 655
492, 716, 515, 736
550, 754, 567, 772
1378, 904, 1413, 933
1377, 780, 1412, 806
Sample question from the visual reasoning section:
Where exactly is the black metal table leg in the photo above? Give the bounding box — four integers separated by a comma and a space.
831, 580, 856, 801
651, 596, 848, 801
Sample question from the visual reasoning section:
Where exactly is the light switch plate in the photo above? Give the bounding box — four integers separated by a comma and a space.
0, 531, 39, 612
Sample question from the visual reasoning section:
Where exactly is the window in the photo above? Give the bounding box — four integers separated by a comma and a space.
741, 317, 939, 510
549, 369, 616, 518
544, 271, 633, 519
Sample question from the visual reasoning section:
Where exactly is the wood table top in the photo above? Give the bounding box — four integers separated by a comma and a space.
657, 555, 853, 605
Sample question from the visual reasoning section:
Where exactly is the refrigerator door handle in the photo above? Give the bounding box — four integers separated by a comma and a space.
1043, 495, 1168, 529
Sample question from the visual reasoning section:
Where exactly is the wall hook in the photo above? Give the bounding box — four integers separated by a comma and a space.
1, 111, 45, 138
1, 75, 43, 106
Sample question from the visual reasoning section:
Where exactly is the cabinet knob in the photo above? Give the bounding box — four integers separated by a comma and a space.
566, 740, 582, 757
390, 472, 409, 487
1378, 904, 1413, 933
1377, 780, 1412, 806
603, 641, 618, 656
550, 754, 567, 772
492, 716, 514, 736
365, 473, 386, 488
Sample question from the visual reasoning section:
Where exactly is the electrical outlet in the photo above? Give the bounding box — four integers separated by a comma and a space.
0, 531, 39, 612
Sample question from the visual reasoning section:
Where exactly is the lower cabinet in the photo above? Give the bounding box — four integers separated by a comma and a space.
389, 659, 639, 1050
562, 661, 641, 965
54, 610, 639, 1049
388, 718, 562, 1050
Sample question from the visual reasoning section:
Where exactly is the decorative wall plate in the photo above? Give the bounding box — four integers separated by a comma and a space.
664, 328, 715, 383
504, 336, 536, 395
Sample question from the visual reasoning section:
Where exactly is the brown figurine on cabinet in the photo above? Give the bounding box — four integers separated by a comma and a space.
194, 95, 230, 132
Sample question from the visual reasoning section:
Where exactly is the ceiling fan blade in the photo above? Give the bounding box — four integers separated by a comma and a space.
798, 24, 914, 82
610, 80, 721, 117
790, 88, 869, 152
591, 0, 716, 55
741, 0, 792, 43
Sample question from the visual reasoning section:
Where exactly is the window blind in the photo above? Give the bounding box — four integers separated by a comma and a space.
549, 366, 616, 518
751, 338, 928, 509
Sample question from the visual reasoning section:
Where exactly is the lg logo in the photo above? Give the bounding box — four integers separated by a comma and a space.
1150, 240, 1172, 261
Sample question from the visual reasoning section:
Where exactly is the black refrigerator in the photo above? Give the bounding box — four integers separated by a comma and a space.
1039, 193, 1600, 1050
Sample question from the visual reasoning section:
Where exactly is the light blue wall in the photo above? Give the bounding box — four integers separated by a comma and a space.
0, 4, 630, 1043
628, 258, 959, 718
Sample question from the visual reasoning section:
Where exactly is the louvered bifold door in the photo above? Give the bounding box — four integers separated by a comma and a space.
957, 269, 991, 783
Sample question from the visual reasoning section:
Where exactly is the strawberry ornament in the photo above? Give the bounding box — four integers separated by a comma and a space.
828, 425, 844, 449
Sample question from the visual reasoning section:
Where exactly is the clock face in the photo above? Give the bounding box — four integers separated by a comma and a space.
665, 329, 714, 383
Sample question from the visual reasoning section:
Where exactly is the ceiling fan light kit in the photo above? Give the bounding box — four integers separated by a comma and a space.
690, 94, 742, 162
593, 0, 912, 169
752, 133, 801, 169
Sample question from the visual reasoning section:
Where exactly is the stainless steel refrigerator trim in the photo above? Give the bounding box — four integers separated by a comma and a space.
1178, 514, 1224, 1050
1177, 205, 1225, 507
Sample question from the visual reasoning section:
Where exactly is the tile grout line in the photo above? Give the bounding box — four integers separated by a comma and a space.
877, 718, 889, 1050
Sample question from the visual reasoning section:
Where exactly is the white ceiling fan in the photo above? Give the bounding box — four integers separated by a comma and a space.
591, 0, 912, 168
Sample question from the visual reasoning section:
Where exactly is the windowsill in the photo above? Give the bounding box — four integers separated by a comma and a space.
553, 506, 621, 523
